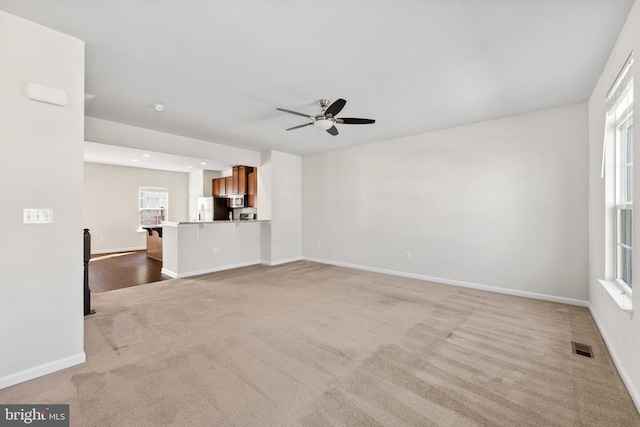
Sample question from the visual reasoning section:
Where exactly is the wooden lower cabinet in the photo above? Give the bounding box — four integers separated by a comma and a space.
146, 228, 163, 261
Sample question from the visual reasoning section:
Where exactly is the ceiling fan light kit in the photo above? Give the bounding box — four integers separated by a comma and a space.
314, 119, 334, 131
277, 98, 375, 136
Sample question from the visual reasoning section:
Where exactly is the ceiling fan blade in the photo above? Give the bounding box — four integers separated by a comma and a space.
338, 118, 376, 125
277, 108, 313, 119
286, 122, 314, 131
326, 125, 339, 136
325, 98, 346, 117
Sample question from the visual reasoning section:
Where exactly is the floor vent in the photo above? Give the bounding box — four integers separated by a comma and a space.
571, 342, 594, 358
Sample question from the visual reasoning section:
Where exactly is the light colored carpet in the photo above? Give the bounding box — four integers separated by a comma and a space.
1, 261, 638, 426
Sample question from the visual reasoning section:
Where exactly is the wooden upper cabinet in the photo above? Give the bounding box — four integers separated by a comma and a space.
247, 170, 257, 208
225, 176, 232, 194
212, 179, 219, 196
238, 166, 247, 194
231, 165, 251, 194
231, 166, 239, 195
213, 166, 254, 198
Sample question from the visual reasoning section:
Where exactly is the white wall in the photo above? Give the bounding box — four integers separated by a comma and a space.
0, 11, 85, 388
259, 151, 273, 262
188, 170, 221, 199
188, 170, 205, 198
188, 170, 205, 222
303, 103, 589, 303
83, 162, 188, 253
203, 171, 220, 197
258, 150, 302, 265
271, 151, 302, 264
588, 1, 640, 410
188, 170, 222, 221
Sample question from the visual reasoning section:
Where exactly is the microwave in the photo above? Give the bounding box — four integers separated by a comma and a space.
229, 195, 246, 208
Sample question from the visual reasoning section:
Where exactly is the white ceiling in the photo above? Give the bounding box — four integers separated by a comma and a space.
0, 0, 635, 164
84, 141, 231, 173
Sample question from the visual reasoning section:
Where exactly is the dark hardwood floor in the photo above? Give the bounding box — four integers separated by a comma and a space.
88, 250, 171, 292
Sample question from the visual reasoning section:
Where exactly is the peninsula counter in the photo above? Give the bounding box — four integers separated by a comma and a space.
161, 220, 268, 278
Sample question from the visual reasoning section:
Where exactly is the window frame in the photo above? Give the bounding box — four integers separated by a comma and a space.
615, 110, 633, 293
138, 186, 169, 228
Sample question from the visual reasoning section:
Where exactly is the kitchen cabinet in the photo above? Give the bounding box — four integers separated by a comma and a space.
238, 166, 247, 194
212, 166, 255, 198
146, 227, 162, 261
247, 170, 257, 208
211, 177, 227, 196
212, 179, 220, 196
231, 167, 239, 194
225, 176, 232, 195
231, 165, 250, 194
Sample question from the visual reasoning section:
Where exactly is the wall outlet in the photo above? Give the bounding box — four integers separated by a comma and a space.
317, 241, 322, 248
406, 250, 411, 258
214, 247, 219, 254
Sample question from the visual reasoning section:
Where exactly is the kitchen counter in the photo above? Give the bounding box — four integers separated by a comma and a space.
161, 220, 268, 278
169, 220, 269, 225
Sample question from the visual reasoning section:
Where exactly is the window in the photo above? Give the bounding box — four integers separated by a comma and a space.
600, 52, 633, 312
139, 187, 168, 227
616, 113, 633, 291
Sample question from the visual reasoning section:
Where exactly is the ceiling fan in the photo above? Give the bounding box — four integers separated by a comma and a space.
277, 98, 375, 136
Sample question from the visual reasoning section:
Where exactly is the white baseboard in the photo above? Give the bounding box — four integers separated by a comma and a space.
161, 268, 178, 278
91, 246, 145, 255
302, 257, 589, 307
161, 260, 261, 279
261, 256, 303, 266
0, 352, 85, 390
588, 304, 640, 413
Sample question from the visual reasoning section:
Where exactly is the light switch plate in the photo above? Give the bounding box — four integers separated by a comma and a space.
23, 208, 53, 224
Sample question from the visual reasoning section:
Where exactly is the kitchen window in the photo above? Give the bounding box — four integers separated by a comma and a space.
139, 187, 168, 227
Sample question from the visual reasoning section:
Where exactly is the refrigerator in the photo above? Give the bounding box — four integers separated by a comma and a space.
196, 197, 213, 221
196, 197, 231, 221
213, 197, 232, 220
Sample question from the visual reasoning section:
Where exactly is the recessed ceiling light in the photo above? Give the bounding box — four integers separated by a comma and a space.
153, 103, 164, 112
132, 159, 139, 162
187, 166, 193, 169
142, 154, 151, 157
200, 162, 207, 165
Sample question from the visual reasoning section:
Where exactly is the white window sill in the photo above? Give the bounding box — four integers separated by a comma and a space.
598, 279, 633, 316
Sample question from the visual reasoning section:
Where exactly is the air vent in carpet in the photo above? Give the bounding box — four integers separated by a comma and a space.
571, 342, 594, 358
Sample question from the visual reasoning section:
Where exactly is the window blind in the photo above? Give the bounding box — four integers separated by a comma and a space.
602, 51, 634, 178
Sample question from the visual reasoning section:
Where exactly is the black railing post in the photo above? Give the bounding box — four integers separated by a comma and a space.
84, 228, 95, 315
